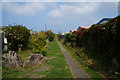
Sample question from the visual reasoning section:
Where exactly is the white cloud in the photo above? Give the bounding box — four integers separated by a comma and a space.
3, 2, 46, 16
48, 3, 100, 18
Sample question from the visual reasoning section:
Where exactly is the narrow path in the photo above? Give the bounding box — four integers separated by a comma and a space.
57, 40, 88, 78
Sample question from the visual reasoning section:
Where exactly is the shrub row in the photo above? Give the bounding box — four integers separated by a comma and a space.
84, 16, 120, 77
62, 16, 120, 78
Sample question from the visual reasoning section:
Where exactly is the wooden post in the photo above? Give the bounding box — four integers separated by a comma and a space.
19, 47, 21, 52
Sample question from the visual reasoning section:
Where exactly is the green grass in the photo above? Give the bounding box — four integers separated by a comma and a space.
2, 39, 73, 78
59, 40, 104, 79
19, 50, 32, 63
0, 66, 2, 79
43, 39, 73, 78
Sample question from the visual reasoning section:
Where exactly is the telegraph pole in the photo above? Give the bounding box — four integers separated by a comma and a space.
45, 24, 47, 32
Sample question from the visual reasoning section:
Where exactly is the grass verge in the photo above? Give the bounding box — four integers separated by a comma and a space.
44, 39, 73, 78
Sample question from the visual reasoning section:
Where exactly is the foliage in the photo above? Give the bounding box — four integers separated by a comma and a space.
65, 32, 76, 42
45, 30, 55, 41
64, 32, 77, 47
75, 28, 86, 47
31, 32, 47, 54
2, 25, 30, 51
57, 33, 62, 40
62, 16, 120, 78
45, 30, 51, 39
48, 32, 55, 41
83, 16, 120, 77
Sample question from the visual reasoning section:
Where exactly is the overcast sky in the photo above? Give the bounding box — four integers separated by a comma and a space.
2, 2, 118, 33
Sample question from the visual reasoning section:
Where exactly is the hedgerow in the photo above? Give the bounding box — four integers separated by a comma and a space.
63, 16, 120, 78
84, 16, 120, 77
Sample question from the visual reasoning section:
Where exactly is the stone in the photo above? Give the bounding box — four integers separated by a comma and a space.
2, 51, 23, 68
2, 51, 46, 68
24, 54, 45, 66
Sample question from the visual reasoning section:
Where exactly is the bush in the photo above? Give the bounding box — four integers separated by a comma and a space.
65, 32, 76, 42
48, 32, 55, 41
31, 32, 47, 54
57, 34, 62, 40
64, 32, 77, 47
2, 25, 30, 51
45, 30, 55, 41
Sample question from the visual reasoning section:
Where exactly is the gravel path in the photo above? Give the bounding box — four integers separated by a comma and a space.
57, 40, 88, 78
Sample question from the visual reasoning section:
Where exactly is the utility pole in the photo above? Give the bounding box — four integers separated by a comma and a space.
45, 23, 47, 32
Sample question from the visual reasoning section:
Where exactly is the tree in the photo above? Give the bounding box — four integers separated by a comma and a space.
65, 32, 77, 47
45, 30, 55, 41
57, 33, 62, 40
2, 25, 30, 51
65, 32, 77, 42
48, 32, 55, 41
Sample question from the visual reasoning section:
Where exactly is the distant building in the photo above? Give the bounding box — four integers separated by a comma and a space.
61, 32, 69, 39
70, 30, 77, 33
96, 18, 112, 25
77, 26, 90, 31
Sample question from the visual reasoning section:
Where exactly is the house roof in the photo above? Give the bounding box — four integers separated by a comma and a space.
77, 26, 90, 30
70, 30, 77, 32
96, 18, 112, 25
